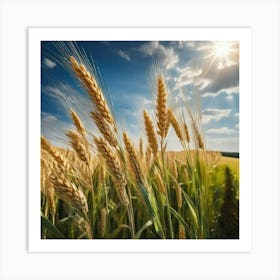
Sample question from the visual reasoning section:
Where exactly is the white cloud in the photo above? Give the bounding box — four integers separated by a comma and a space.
205, 136, 239, 152
117, 50, 131, 61
174, 66, 203, 89
41, 112, 57, 122
43, 83, 94, 133
202, 108, 231, 124
202, 86, 239, 98
41, 112, 73, 148
138, 41, 178, 69
44, 58, 56, 69
206, 127, 237, 135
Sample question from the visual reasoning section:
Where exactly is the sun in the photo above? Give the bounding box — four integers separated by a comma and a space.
213, 41, 232, 59
204, 41, 238, 70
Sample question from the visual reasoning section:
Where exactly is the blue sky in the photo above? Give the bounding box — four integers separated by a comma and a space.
41, 40, 239, 152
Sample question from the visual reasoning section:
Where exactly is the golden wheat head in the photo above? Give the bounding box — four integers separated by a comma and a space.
156, 75, 168, 139
69, 56, 114, 126
123, 132, 144, 184
93, 136, 129, 205
143, 110, 158, 156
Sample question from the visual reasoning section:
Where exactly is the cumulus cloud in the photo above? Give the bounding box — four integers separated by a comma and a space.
174, 41, 239, 98
201, 64, 239, 95
206, 127, 237, 135
117, 50, 131, 61
202, 108, 231, 124
43, 58, 56, 69
138, 41, 178, 69
42, 83, 94, 132
206, 137, 239, 152
202, 86, 239, 98
174, 66, 203, 89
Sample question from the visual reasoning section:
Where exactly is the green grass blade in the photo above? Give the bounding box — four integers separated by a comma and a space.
41, 215, 64, 238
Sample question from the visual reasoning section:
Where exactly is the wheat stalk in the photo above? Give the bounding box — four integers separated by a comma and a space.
93, 136, 129, 206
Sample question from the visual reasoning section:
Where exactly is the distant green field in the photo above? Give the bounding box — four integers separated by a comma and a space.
219, 156, 239, 177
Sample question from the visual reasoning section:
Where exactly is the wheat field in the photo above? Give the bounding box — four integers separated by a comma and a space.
41, 55, 239, 239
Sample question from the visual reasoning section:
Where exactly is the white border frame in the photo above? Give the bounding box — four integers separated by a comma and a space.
28, 27, 252, 253
1, 1, 279, 279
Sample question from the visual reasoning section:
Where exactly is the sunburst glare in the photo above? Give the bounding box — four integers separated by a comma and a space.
205, 41, 238, 70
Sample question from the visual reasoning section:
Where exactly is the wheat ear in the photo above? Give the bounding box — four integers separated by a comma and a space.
139, 137, 143, 160
93, 137, 129, 206
183, 123, 190, 143
70, 109, 87, 137
41, 136, 69, 169
99, 208, 107, 238
168, 109, 183, 141
123, 132, 144, 184
66, 130, 90, 165
179, 224, 186, 239
69, 56, 114, 126
143, 110, 158, 156
174, 181, 182, 209
193, 122, 204, 149
156, 75, 168, 138
155, 170, 166, 194
45, 176, 56, 216
91, 111, 117, 148
49, 172, 88, 215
